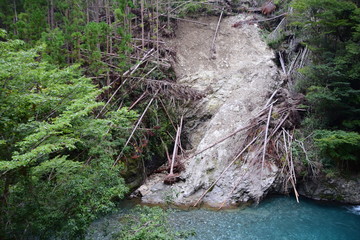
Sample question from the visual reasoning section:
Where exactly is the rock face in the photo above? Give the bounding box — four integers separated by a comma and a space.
137, 15, 282, 207
298, 175, 360, 204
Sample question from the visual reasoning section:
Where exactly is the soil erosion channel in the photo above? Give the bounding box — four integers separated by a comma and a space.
137, 14, 281, 208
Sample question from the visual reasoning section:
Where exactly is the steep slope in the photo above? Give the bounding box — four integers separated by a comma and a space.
136, 14, 281, 208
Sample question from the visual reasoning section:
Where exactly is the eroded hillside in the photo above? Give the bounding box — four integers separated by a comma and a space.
136, 14, 283, 207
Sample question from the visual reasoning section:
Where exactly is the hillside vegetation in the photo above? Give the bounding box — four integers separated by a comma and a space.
0, 0, 359, 239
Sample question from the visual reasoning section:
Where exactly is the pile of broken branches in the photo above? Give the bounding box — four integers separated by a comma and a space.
186, 88, 306, 207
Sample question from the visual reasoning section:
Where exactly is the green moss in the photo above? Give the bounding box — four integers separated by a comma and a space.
113, 206, 194, 239
335, 195, 344, 201
206, 168, 214, 174
178, 2, 210, 17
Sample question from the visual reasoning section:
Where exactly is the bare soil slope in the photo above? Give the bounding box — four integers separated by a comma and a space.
137, 15, 281, 207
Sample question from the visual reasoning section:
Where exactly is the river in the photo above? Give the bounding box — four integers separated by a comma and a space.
87, 196, 360, 240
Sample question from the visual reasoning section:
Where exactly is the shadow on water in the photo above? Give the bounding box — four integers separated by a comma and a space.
86, 195, 360, 240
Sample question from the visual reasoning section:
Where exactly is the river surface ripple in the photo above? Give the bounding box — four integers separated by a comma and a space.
87, 196, 360, 240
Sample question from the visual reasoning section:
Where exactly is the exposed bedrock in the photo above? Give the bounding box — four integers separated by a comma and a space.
136, 15, 283, 207
298, 175, 360, 204
134, 13, 360, 208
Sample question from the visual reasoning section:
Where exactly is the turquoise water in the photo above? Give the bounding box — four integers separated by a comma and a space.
87, 196, 360, 240
169, 196, 360, 240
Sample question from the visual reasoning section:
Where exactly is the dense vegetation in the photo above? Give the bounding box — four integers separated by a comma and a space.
0, 0, 179, 238
0, 0, 359, 239
0, 31, 134, 238
113, 206, 194, 240
290, 0, 360, 172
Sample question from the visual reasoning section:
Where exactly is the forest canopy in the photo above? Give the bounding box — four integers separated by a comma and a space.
0, 0, 359, 239
0, 31, 135, 238
291, 0, 360, 170
0, 0, 179, 238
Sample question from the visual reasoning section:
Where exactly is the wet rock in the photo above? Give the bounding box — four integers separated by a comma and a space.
298, 175, 360, 204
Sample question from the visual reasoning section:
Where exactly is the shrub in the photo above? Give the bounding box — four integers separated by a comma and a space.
313, 130, 360, 170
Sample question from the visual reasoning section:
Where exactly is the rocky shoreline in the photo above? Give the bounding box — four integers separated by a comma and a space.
298, 174, 360, 205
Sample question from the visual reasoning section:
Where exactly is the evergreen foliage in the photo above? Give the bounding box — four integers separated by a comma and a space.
291, 0, 360, 170
0, 32, 136, 238
0, 0, 179, 238
0, 0, 134, 76
5, 0, 359, 238
313, 130, 360, 170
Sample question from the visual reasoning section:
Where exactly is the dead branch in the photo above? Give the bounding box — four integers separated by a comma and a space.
263, 89, 279, 109
169, 16, 209, 26
210, 9, 224, 59
146, 79, 205, 101
193, 133, 262, 207
199, 89, 306, 207
96, 66, 157, 118
170, 127, 180, 176
112, 92, 158, 167
164, 116, 184, 184
267, 15, 287, 42
299, 46, 309, 68
261, 104, 273, 174
282, 129, 299, 202
123, 48, 155, 76
287, 50, 301, 75
129, 92, 147, 110
218, 176, 241, 210
96, 80, 126, 118
183, 102, 279, 165
159, 98, 177, 131
232, 13, 288, 28
294, 138, 318, 176
253, 13, 288, 23
185, 125, 252, 163
279, 52, 287, 75
177, 114, 186, 156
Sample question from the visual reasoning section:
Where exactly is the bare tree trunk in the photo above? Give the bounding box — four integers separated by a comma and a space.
148, 0, 152, 46
141, 0, 145, 49
127, 3, 132, 35
106, 0, 111, 97
170, 126, 181, 175
86, 0, 90, 23
77, 37, 81, 60
13, 0, 18, 35
94, 0, 100, 23
106, 0, 113, 80
50, 0, 55, 29
156, 0, 159, 63
105, 0, 110, 55
167, 0, 170, 31
65, 8, 70, 64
